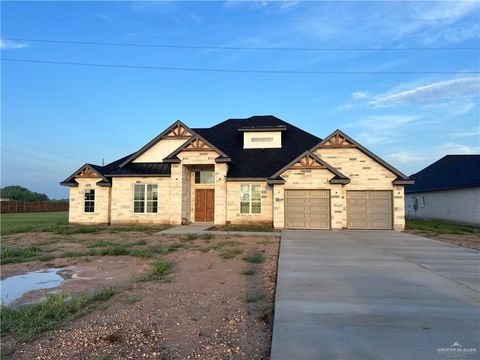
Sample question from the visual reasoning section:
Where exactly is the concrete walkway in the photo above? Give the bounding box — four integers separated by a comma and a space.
271, 230, 480, 360
158, 224, 212, 234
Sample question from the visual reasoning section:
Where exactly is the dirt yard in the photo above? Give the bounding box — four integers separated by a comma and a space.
1, 230, 280, 359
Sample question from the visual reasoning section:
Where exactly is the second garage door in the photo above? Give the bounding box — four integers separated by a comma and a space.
285, 190, 330, 229
347, 190, 393, 229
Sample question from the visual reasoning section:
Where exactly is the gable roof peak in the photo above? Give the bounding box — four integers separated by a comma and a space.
119, 120, 195, 167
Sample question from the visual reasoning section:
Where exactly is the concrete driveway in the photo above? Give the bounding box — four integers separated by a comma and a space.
271, 231, 480, 360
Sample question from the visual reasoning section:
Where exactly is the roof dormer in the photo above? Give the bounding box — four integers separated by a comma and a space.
239, 125, 286, 149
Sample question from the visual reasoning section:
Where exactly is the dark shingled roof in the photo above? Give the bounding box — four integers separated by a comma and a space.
193, 115, 321, 178
405, 155, 480, 193
106, 162, 171, 176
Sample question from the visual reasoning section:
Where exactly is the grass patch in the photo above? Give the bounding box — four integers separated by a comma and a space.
185, 233, 198, 241
91, 245, 130, 256
0, 287, 116, 342
107, 225, 169, 234
0, 212, 68, 235
243, 252, 266, 264
0, 212, 169, 236
256, 238, 271, 245
241, 268, 256, 276
219, 246, 243, 259
245, 292, 266, 303
406, 219, 480, 235
62, 250, 88, 258
137, 260, 173, 282
209, 224, 275, 232
86, 240, 115, 248
38, 255, 55, 262
201, 233, 213, 241
0, 246, 38, 264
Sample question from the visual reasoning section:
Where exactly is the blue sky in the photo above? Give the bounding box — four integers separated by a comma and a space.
1, 1, 479, 199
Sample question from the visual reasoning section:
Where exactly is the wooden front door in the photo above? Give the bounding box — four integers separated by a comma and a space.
195, 189, 215, 222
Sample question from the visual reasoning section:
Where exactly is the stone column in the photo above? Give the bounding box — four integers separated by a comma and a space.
273, 185, 285, 229
214, 163, 228, 225
170, 164, 184, 225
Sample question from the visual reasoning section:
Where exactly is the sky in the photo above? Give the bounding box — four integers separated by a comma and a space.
1, 0, 479, 199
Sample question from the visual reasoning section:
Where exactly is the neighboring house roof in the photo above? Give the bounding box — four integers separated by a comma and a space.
193, 115, 321, 178
405, 155, 480, 193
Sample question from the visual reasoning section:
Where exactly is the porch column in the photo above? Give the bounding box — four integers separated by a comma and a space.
170, 164, 183, 225
214, 163, 227, 225
273, 184, 285, 229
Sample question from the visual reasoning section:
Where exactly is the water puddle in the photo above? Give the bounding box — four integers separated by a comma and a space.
0, 268, 72, 306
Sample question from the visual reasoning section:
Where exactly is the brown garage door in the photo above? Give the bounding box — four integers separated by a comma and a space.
347, 190, 392, 229
285, 190, 330, 229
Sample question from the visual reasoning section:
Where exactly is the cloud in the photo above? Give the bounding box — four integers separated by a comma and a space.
352, 91, 368, 100
348, 115, 419, 145
369, 77, 480, 107
385, 151, 429, 164
296, 1, 479, 46
224, 0, 299, 11
449, 126, 480, 139
386, 142, 479, 165
0, 39, 29, 50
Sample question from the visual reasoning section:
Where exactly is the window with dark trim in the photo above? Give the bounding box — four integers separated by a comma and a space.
84, 189, 95, 213
195, 170, 214, 184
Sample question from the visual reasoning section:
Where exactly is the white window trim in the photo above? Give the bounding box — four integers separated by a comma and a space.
132, 183, 159, 214
239, 184, 262, 215
83, 188, 95, 214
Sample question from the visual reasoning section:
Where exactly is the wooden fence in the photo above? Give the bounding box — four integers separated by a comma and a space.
0, 201, 69, 213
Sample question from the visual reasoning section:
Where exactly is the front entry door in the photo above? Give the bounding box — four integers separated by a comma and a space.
195, 189, 215, 222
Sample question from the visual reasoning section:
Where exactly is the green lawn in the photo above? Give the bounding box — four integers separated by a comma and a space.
406, 219, 480, 235
1, 212, 69, 235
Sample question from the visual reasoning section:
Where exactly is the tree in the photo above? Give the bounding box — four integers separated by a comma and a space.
0, 186, 49, 201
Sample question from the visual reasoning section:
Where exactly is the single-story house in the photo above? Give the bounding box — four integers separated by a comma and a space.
405, 155, 480, 226
61, 115, 413, 230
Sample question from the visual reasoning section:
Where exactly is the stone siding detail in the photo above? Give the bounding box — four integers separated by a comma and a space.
226, 181, 273, 225
110, 177, 171, 224
272, 168, 343, 229
315, 147, 405, 231
69, 178, 110, 224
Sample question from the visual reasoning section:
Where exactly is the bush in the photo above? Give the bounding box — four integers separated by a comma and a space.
137, 261, 173, 282
219, 246, 243, 259
242, 252, 266, 264
241, 268, 256, 276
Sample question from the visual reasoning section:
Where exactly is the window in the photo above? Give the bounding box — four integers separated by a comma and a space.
84, 189, 95, 213
133, 184, 158, 213
251, 137, 274, 142
240, 184, 262, 214
195, 170, 214, 184
421, 196, 426, 208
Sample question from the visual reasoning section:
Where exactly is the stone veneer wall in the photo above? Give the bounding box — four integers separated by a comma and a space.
226, 181, 273, 225
272, 169, 343, 229
110, 177, 171, 224
69, 177, 110, 224
314, 147, 405, 231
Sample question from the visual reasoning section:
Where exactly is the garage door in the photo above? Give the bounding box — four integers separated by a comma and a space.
285, 190, 330, 229
347, 190, 392, 229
